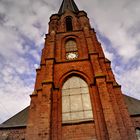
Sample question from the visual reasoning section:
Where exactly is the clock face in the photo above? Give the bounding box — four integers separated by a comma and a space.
66, 52, 78, 60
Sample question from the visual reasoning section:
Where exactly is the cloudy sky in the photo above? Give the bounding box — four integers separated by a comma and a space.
0, 0, 140, 123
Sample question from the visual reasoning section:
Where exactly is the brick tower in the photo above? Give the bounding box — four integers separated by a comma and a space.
25, 0, 137, 140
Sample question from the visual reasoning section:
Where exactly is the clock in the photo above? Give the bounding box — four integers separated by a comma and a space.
66, 52, 78, 60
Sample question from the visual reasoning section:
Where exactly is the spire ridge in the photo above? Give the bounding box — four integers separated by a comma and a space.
58, 0, 79, 14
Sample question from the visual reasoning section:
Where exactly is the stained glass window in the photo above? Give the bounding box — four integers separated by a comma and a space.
62, 76, 93, 123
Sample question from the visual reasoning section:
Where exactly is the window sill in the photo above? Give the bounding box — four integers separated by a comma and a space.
62, 119, 94, 126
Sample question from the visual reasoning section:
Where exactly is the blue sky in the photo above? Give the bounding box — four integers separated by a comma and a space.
0, 0, 140, 123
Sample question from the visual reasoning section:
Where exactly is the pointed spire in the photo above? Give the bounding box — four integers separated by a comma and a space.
58, 0, 79, 14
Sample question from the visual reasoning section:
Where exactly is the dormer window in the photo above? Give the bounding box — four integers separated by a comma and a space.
66, 17, 73, 31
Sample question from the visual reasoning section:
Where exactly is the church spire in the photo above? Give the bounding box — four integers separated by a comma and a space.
58, 0, 79, 14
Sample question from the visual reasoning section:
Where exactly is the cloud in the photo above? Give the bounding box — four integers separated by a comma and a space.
77, 0, 140, 98
0, 0, 57, 123
115, 65, 140, 99
0, 0, 140, 123
78, 0, 140, 61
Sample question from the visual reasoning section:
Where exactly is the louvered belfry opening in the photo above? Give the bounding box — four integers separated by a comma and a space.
66, 16, 73, 31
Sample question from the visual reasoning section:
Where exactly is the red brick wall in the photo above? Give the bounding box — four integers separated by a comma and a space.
0, 127, 26, 140
0, 116, 140, 140
62, 123, 96, 140
26, 9, 138, 140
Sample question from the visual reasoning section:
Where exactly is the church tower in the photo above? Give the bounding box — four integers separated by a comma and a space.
26, 0, 137, 139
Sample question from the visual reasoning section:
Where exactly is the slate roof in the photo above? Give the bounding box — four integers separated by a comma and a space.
123, 95, 140, 116
58, 0, 79, 15
0, 107, 29, 129
0, 95, 140, 129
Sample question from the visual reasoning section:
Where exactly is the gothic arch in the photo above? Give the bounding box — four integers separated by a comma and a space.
60, 11, 79, 31
60, 35, 81, 60
57, 70, 92, 89
62, 35, 79, 44
61, 76, 94, 123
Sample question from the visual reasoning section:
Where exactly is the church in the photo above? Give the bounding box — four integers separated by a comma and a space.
0, 0, 140, 139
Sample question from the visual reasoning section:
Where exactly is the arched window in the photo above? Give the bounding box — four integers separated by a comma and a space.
65, 39, 77, 52
136, 128, 140, 140
65, 39, 78, 60
66, 17, 73, 31
62, 76, 93, 123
